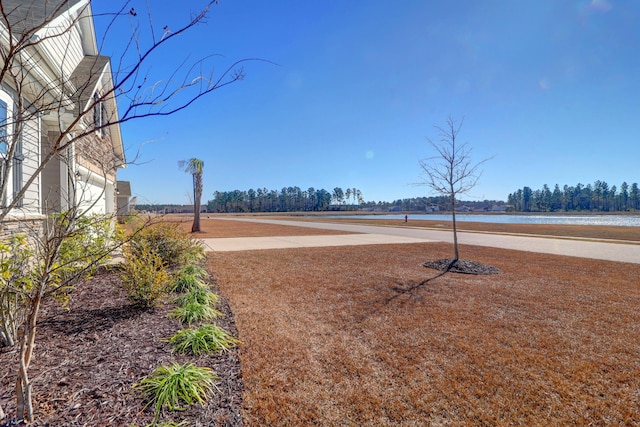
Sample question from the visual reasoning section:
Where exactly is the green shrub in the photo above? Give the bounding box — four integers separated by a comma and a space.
0, 234, 32, 347
170, 274, 206, 294
169, 302, 221, 325
175, 287, 219, 307
1, 214, 118, 347
129, 223, 205, 268
167, 324, 240, 355
135, 362, 218, 419
121, 245, 170, 308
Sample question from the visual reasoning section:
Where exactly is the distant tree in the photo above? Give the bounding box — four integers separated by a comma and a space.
418, 117, 490, 262
307, 187, 316, 211
540, 184, 552, 212
332, 187, 345, 206
631, 183, 640, 210
248, 188, 256, 212
551, 184, 563, 211
179, 158, 204, 232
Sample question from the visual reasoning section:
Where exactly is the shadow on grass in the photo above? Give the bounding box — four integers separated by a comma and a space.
361, 258, 501, 320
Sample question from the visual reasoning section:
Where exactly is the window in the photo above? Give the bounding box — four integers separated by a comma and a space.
13, 132, 23, 207
93, 92, 109, 137
0, 91, 24, 208
93, 92, 101, 131
0, 93, 13, 208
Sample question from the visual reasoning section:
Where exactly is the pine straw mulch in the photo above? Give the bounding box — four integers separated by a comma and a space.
208, 241, 640, 426
0, 269, 242, 427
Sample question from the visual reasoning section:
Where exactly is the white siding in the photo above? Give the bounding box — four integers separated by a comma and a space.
39, 16, 84, 80
19, 114, 41, 214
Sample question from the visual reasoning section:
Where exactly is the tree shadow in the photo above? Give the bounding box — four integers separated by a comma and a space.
40, 304, 146, 336
356, 258, 500, 323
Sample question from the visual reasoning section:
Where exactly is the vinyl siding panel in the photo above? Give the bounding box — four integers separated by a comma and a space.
39, 17, 84, 80
19, 114, 41, 213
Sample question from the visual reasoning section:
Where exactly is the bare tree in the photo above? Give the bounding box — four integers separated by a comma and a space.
418, 117, 490, 262
0, 1, 259, 422
0, 0, 259, 221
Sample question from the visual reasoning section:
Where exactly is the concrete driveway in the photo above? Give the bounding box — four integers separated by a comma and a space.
202, 217, 640, 264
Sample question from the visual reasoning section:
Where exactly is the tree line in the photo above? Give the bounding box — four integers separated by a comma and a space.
507, 181, 640, 212
207, 187, 365, 212
204, 187, 507, 213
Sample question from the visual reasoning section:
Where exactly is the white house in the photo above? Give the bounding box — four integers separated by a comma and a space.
0, 0, 125, 232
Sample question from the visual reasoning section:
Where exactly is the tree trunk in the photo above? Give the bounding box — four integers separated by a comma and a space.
15, 291, 42, 422
192, 173, 202, 233
451, 194, 459, 262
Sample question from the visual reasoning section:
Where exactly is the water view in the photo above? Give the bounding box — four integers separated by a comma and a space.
328, 214, 640, 227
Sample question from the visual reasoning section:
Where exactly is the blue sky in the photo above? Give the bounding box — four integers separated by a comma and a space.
93, 0, 639, 205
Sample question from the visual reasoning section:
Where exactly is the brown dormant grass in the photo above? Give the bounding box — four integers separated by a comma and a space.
269, 216, 640, 242
165, 215, 357, 238
205, 219, 640, 426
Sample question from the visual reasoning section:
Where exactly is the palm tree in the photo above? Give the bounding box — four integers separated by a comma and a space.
179, 158, 204, 232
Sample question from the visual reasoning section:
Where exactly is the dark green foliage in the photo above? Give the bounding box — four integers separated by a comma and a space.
508, 180, 640, 212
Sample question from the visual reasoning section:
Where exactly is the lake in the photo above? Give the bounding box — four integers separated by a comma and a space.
326, 214, 640, 227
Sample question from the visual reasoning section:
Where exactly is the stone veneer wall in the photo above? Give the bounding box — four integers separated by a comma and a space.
0, 216, 45, 242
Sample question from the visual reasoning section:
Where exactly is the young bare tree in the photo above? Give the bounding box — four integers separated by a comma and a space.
0, 1, 258, 422
418, 116, 490, 262
0, 0, 256, 221
179, 158, 204, 232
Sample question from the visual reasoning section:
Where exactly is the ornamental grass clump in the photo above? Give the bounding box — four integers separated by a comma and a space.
168, 324, 240, 355
175, 287, 219, 307
177, 264, 209, 281
170, 274, 206, 294
135, 362, 218, 419
170, 302, 222, 325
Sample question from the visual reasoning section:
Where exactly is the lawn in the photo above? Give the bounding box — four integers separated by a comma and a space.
207, 235, 640, 425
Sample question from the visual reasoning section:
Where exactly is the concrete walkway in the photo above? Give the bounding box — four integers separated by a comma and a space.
202, 217, 640, 264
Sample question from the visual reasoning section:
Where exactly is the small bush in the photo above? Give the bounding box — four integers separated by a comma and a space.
135, 362, 218, 418
0, 234, 32, 347
170, 274, 206, 294
168, 324, 240, 355
121, 245, 170, 308
130, 223, 205, 268
175, 287, 219, 307
170, 302, 222, 325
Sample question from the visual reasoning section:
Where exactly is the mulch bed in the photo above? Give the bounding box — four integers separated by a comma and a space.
423, 258, 501, 274
0, 269, 242, 427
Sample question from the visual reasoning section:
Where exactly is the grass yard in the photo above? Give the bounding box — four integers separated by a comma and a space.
208, 240, 640, 426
